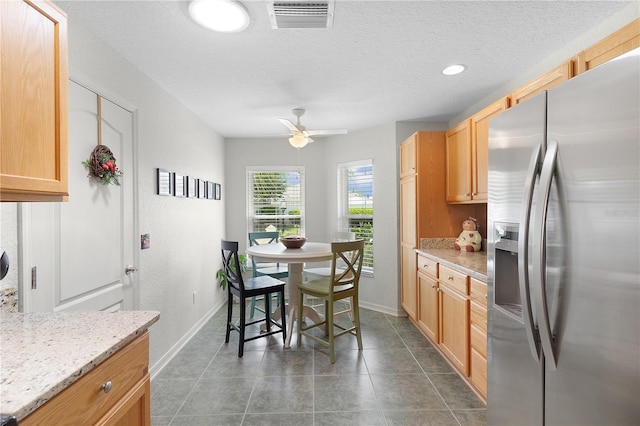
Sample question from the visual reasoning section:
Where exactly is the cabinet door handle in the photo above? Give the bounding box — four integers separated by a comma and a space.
465, 193, 470, 197
472, 192, 477, 196
101, 381, 113, 393
431, 284, 436, 289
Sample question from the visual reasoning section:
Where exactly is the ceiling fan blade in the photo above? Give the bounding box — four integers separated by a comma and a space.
305, 129, 348, 136
278, 118, 300, 133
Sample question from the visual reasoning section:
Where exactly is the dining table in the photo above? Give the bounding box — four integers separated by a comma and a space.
245, 241, 332, 347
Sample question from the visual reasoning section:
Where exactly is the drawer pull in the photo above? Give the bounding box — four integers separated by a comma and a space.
101, 381, 113, 393
448, 276, 454, 281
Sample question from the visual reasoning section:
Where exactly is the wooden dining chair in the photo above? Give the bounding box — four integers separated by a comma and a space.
248, 231, 289, 318
303, 231, 357, 318
297, 239, 364, 363
221, 240, 286, 357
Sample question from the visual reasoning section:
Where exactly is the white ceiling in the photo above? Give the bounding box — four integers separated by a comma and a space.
55, 0, 632, 139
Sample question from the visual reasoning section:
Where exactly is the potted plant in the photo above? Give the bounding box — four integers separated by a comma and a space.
216, 253, 247, 290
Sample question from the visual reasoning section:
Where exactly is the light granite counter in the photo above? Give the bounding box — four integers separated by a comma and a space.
0, 310, 160, 420
417, 238, 487, 280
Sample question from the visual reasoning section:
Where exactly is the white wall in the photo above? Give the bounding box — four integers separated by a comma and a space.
0, 14, 230, 373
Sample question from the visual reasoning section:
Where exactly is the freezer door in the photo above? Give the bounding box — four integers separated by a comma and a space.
487, 93, 546, 425
544, 49, 640, 425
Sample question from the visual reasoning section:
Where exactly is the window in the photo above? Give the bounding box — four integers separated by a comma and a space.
337, 159, 373, 274
247, 167, 305, 237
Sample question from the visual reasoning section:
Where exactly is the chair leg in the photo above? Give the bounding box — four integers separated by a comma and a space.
352, 299, 363, 351
265, 293, 272, 333
280, 288, 287, 346
225, 292, 233, 343
249, 296, 258, 319
327, 298, 335, 364
239, 297, 246, 358
297, 290, 304, 347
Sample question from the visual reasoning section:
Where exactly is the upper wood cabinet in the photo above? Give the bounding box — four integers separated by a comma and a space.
445, 120, 472, 203
577, 18, 639, 74
399, 134, 417, 178
470, 97, 509, 203
0, 0, 69, 202
510, 60, 573, 106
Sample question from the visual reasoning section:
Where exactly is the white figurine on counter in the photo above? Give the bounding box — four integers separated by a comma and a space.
454, 217, 482, 252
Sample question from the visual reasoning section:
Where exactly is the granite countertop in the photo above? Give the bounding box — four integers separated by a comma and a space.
0, 310, 160, 420
417, 238, 487, 280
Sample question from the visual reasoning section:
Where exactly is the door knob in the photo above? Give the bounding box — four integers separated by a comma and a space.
125, 265, 138, 275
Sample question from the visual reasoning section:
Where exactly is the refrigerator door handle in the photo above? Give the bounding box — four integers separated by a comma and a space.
518, 142, 543, 362
532, 139, 559, 369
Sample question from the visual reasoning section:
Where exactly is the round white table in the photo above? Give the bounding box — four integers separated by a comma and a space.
245, 242, 332, 347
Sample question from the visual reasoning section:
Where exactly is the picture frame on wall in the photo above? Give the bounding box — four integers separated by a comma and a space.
187, 176, 197, 198
198, 179, 206, 199
174, 173, 185, 197
206, 181, 214, 199
157, 168, 172, 196
214, 183, 221, 200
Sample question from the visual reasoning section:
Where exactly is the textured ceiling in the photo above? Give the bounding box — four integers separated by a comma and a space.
54, 0, 633, 138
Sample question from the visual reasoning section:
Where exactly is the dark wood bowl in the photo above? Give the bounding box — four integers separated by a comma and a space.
281, 237, 306, 248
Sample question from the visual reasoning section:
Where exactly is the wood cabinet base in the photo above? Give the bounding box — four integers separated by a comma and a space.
21, 333, 150, 426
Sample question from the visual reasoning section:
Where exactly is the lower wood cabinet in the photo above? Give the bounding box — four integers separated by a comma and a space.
438, 271, 469, 376
417, 255, 438, 342
401, 243, 418, 320
21, 332, 151, 426
469, 277, 487, 398
411, 253, 487, 399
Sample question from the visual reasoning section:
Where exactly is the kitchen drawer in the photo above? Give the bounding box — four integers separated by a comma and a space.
22, 332, 149, 426
470, 277, 487, 307
470, 323, 487, 357
470, 347, 487, 398
417, 255, 438, 278
470, 300, 487, 332
439, 264, 469, 295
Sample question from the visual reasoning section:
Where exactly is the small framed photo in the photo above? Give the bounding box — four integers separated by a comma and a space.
214, 183, 221, 200
157, 168, 172, 196
187, 176, 197, 198
174, 173, 185, 197
198, 179, 206, 199
206, 181, 214, 199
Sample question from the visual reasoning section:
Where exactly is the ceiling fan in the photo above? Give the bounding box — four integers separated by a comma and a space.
278, 108, 347, 148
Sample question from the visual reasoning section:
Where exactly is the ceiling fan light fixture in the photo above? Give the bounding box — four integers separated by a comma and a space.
189, 0, 250, 33
289, 132, 309, 148
442, 64, 467, 76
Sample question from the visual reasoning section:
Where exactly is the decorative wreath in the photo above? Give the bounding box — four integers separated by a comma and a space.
82, 145, 123, 186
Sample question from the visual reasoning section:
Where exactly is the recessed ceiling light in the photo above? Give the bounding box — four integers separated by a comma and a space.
442, 64, 467, 76
189, 0, 250, 33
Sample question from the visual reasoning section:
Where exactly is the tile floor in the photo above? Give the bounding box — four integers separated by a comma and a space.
151, 302, 486, 425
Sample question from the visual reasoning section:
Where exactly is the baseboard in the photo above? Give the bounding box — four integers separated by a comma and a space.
149, 299, 225, 380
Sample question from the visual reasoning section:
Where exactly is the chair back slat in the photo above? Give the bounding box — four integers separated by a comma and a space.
330, 240, 364, 289
249, 231, 280, 246
221, 240, 245, 291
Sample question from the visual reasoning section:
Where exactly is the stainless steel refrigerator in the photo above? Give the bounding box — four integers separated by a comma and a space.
487, 48, 640, 425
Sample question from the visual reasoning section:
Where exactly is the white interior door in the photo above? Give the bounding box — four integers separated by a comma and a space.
22, 80, 136, 312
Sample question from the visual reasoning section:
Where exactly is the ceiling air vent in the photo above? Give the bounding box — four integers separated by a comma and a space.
268, 1, 335, 29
